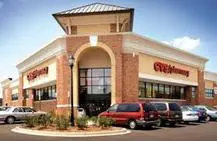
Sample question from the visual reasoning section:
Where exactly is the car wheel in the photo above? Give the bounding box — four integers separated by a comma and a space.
169, 122, 176, 127
128, 120, 137, 130
184, 121, 189, 124
6, 117, 15, 124
156, 119, 162, 127
206, 116, 211, 122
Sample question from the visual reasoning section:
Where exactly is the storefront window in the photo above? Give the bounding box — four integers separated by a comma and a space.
34, 85, 56, 101
180, 87, 185, 99
205, 89, 214, 98
24, 89, 29, 99
165, 85, 170, 99
11, 93, 18, 101
158, 84, 164, 98
146, 83, 152, 98
192, 87, 196, 98
79, 68, 111, 95
175, 86, 181, 99
138, 81, 186, 100
139, 82, 145, 98
153, 83, 158, 98
171, 86, 176, 99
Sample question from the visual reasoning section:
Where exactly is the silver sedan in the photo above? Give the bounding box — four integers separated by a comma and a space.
0, 106, 46, 124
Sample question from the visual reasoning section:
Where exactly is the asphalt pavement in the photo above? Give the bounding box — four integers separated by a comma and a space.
0, 122, 217, 141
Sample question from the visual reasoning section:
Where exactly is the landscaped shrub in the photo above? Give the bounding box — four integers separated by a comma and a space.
55, 115, 70, 130
48, 110, 57, 123
98, 117, 114, 128
25, 116, 39, 128
88, 116, 98, 126
37, 114, 53, 128
76, 116, 89, 130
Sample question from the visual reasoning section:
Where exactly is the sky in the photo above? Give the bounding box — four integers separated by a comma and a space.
0, 0, 217, 97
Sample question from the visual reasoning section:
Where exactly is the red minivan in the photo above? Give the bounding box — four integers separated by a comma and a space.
99, 102, 160, 129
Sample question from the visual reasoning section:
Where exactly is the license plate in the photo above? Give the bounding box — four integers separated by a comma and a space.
175, 115, 179, 118
150, 114, 154, 118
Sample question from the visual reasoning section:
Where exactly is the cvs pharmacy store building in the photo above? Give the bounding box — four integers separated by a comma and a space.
2, 3, 217, 116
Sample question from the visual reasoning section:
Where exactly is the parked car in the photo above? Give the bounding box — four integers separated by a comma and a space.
194, 105, 217, 121
151, 102, 182, 126
0, 107, 10, 111
184, 106, 208, 122
0, 106, 46, 124
180, 106, 199, 123
99, 102, 160, 129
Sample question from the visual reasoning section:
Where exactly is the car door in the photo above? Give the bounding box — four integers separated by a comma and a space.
103, 104, 118, 119
12, 107, 25, 121
23, 107, 34, 118
114, 104, 129, 125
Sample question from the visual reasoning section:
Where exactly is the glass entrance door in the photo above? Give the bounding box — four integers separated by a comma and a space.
79, 68, 111, 116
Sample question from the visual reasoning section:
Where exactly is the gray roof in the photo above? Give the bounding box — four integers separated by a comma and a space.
53, 3, 133, 16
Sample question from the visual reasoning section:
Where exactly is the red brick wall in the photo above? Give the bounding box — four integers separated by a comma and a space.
33, 100, 57, 113
200, 82, 217, 107
3, 87, 11, 106
2, 85, 21, 106
196, 70, 205, 105
56, 54, 71, 114
26, 89, 34, 107
122, 53, 139, 102
18, 74, 24, 106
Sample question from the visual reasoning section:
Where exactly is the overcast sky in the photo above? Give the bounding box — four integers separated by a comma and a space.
0, 0, 217, 97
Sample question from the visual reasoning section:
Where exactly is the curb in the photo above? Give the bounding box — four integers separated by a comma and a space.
11, 127, 131, 137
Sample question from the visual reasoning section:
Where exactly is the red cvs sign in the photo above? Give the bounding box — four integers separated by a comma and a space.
27, 67, 49, 81
154, 62, 189, 77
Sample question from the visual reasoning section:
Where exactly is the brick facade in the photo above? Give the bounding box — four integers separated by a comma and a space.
2, 34, 217, 116
122, 53, 139, 102
56, 54, 71, 115
33, 100, 57, 112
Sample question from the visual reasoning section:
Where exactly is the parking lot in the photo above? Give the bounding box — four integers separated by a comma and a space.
0, 122, 217, 141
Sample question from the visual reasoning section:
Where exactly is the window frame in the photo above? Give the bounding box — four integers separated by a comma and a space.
79, 68, 111, 95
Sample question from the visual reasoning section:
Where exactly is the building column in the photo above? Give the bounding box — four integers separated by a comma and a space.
56, 54, 71, 116
27, 89, 34, 107
18, 74, 24, 106
3, 86, 12, 106
196, 70, 205, 105
122, 53, 139, 102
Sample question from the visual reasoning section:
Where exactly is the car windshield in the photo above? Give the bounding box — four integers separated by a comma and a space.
152, 103, 167, 111
169, 103, 181, 111
181, 106, 191, 111
206, 106, 216, 111
143, 103, 157, 112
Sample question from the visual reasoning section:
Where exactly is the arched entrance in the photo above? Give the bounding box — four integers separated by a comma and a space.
73, 43, 116, 116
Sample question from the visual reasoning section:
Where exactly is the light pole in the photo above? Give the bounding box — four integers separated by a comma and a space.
68, 55, 75, 126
